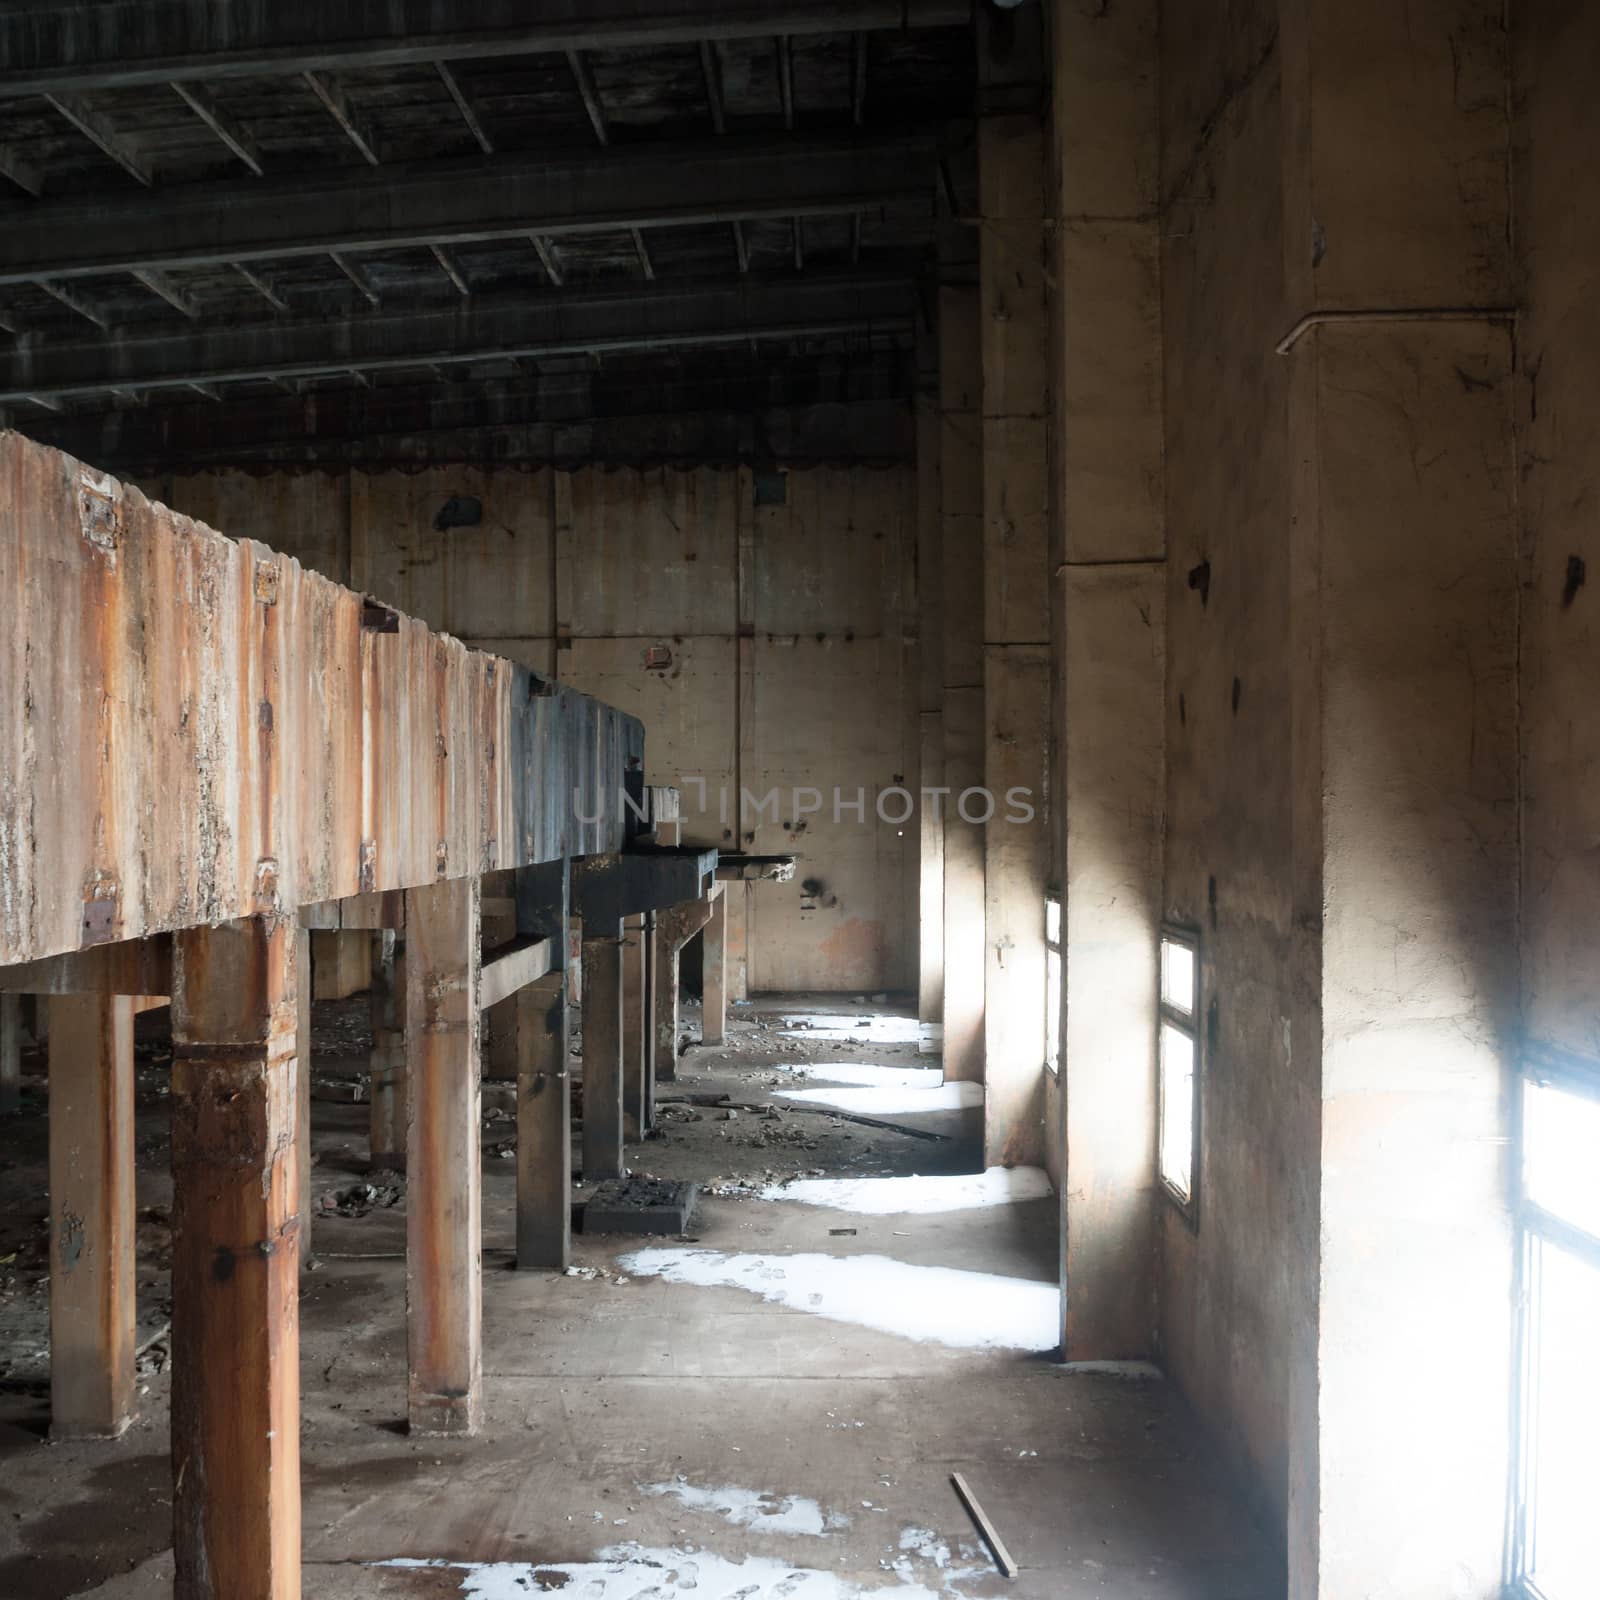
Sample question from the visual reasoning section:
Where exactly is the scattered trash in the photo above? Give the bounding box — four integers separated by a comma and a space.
828, 1227, 857, 1237
317, 1182, 402, 1218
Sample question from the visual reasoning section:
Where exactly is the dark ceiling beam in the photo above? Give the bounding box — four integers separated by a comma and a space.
0, 275, 916, 403
566, 50, 610, 145
0, 3, 972, 98
303, 72, 382, 165
170, 80, 265, 175
435, 62, 495, 155
0, 133, 933, 286
44, 93, 152, 185
0, 143, 44, 198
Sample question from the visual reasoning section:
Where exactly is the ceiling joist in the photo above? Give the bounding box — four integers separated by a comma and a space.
0, 3, 971, 98
0, 133, 934, 287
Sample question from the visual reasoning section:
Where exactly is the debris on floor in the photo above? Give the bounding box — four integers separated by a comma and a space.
316, 1180, 403, 1217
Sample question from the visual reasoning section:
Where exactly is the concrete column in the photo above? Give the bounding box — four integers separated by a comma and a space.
702, 891, 727, 1045
581, 922, 625, 1181
0, 992, 22, 1113
621, 913, 647, 1136
940, 282, 986, 1084
1275, 9, 1516, 1595
310, 928, 367, 999
977, 5, 1050, 1168
1048, 0, 1165, 1358
516, 973, 569, 1271
170, 917, 301, 1600
295, 928, 313, 1263
915, 320, 946, 1032
47, 993, 137, 1440
652, 920, 681, 1087
404, 875, 482, 1437
368, 929, 407, 1169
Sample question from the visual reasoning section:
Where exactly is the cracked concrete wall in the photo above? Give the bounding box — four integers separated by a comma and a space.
151, 464, 918, 993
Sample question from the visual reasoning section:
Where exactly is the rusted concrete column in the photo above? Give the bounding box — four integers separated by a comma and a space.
0, 992, 21, 1113
516, 972, 569, 1271
295, 928, 312, 1264
170, 916, 301, 1600
651, 920, 680, 1086
368, 929, 407, 1169
404, 875, 482, 1437
581, 923, 625, 1181
702, 891, 727, 1046
621, 913, 647, 1136
47, 993, 137, 1440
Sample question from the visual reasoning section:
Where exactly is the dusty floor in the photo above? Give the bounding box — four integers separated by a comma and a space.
0, 992, 1283, 1598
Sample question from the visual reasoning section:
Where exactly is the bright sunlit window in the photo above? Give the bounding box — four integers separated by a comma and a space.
1044, 893, 1061, 1077
1158, 929, 1199, 1213
1516, 1054, 1600, 1600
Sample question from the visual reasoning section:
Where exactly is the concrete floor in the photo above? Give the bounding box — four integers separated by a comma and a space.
0, 993, 1283, 1598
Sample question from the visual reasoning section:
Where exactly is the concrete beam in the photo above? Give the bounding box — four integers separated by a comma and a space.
0, 432, 643, 969
622, 914, 648, 1136
0, 135, 933, 287
404, 876, 483, 1437
572, 846, 719, 929
47, 993, 137, 1439
0, 277, 917, 404
479, 936, 554, 1010
0, 3, 970, 96
169, 917, 302, 1599
0, 937, 173, 996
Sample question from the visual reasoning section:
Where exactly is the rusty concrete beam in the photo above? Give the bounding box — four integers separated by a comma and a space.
479, 935, 554, 1010
0, 276, 916, 403
0, 3, 971, 97
0, 432, 642, 967
0, 134, 933, 286
169, 916, 302, 1599
0, 937, 173, 994
404, 875, 483, 1436
47, 992, 138, 1439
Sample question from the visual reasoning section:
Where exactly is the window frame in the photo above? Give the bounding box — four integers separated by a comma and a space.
1157, 923, 1201, 1226
1512, 1040, 1600, 1600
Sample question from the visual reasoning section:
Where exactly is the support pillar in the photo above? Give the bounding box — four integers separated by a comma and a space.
939, 283, 986, 1084
978, 3, 1050, 1168
652, 920, 680, 1086
295, 928, 312, 1263
47, 992, 137, 1440
404, 875, 482, 1437
581, 922, 624, 1180
0, 992, 22, 1113
1049, 0, 1165, 1359
368, 929, 407, 1169
170, 916, 301, 1600
621, 913, 647, 1135
516, 973, 570, 1270
702, 890, 727, 1046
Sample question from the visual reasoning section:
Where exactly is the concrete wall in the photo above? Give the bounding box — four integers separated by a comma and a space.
148, 464, 918, 993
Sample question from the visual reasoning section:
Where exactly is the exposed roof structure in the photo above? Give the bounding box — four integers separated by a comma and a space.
0, 1, 977, 466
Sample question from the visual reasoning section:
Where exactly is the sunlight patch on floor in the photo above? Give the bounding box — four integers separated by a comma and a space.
772, 1082, 982, 1115
620, 1248, 1058, 1352
640, 1478, 848, 1536
759, 1167, 1053, 1214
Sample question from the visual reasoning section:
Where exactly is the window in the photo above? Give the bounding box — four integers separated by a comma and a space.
1044, 893, 1061, 1076
1515, 1047, 1600, 1600
1158, 928, 1199, 1215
